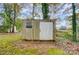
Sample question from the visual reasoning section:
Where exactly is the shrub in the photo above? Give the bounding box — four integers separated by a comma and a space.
15, 19, 23, 32
0, 26, 9, 32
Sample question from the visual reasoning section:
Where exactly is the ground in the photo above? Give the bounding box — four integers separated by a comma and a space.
0, 33, 79, 55
14, 40, 65, 54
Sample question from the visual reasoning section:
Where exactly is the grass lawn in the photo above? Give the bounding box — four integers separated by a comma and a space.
0, 33, 38, 55
48, 48, 65, 55
0, 33, 66, 55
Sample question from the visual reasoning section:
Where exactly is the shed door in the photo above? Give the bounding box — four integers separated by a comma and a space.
40, 22, 53, 40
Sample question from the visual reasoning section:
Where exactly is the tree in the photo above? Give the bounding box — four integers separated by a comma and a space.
42, 3, 49, 20
32, 3, 35, 19
32, 3, 42, 19
0, 4, 13, 32
72, 3, 77, 41
11, 3, 21, 32
0, 3, 22, 32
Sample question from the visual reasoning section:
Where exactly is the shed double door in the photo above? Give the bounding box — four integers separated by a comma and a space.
40, 22, 53, 40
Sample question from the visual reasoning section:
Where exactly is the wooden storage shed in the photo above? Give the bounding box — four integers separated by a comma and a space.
22, 19, 56, 40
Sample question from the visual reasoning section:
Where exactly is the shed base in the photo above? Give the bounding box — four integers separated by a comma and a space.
23, 39, 56, 42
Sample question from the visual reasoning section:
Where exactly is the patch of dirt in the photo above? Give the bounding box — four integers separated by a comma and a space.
13, 40, 60, 54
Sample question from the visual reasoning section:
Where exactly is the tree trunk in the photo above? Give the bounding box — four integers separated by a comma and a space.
72, 3, 77, 41
42, 3, 49, 20
12, 4, 16, 33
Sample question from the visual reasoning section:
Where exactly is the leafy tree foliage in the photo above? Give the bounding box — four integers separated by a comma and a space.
0, 3, 22, 32
42, 3, 49, 20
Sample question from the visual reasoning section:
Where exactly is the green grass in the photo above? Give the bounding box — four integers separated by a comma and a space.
0, 34, 38, 55
48, 48, 65, 55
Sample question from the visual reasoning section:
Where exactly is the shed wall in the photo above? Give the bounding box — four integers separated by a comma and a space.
22, 20, 55, 40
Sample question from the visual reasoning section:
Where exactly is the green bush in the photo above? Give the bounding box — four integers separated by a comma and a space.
63, 31, 72, 39
15, 19, 23, 32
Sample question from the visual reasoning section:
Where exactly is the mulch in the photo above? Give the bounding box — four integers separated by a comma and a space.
56, 40, 79, 55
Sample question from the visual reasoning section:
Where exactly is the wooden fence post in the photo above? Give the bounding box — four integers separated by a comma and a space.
53, 19, 56, 42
